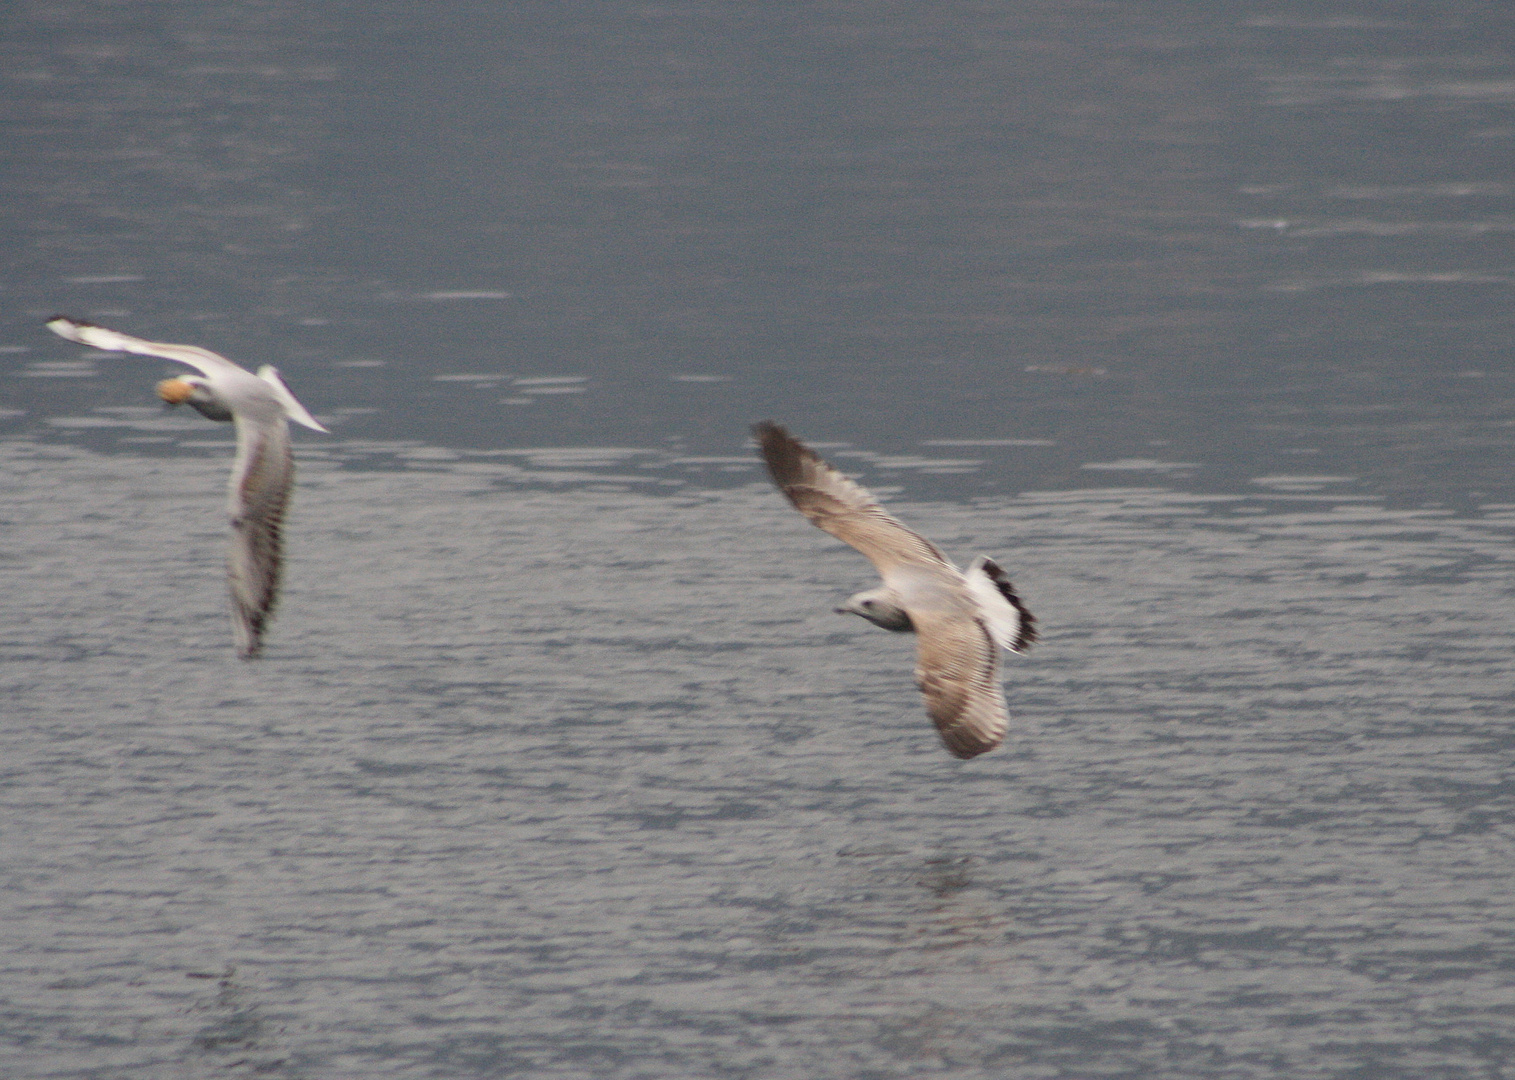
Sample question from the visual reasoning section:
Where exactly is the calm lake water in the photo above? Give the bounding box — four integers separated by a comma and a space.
2, 3, 1514, 1078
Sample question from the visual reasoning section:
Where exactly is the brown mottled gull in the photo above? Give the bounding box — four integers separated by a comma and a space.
754, 421, 1036, 759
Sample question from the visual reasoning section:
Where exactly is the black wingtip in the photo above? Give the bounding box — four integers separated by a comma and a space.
752, 420, 801, 450
752, 420, 810, 488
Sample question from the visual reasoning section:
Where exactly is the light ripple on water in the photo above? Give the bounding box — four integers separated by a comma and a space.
1, 442, 1513, 1077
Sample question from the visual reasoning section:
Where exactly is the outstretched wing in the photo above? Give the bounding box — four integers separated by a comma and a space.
46, 316, 249, 379
911, 608, 1009, 759
754, 421, 952, 576
226, 417, 295, 658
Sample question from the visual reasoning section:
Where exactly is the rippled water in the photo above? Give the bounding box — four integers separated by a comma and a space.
3, 441, 1514, 1078
4, 2, 1515, 1078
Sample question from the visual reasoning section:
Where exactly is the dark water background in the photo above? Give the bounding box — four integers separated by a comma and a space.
2, 3, 1514, 1077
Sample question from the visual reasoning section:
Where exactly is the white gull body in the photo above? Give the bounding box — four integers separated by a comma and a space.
47, 316, 329, 658
755, 421, 1036, 759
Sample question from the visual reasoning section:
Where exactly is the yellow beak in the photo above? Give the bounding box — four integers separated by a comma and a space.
156, 378, 195, 404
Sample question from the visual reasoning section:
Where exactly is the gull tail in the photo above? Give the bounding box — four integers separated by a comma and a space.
965, 556, 1037, 653
257, 365, 329, 432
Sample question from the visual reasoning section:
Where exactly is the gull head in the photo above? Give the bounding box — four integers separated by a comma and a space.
157, 376, 234, 423
836, 587, 914, 632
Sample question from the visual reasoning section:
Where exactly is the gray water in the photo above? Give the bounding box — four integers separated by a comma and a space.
3, 3, 1515, 1078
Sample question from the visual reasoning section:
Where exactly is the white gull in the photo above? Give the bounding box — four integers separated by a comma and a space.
47, 316, 329, 658
754, 421, 1036, 759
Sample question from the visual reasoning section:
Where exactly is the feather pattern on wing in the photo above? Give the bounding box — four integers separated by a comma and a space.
226, 420, 294, 658
753, 421, 952, 574
910, 609, 1009, 758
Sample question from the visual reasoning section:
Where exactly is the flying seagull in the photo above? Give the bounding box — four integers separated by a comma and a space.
754, 421, 1035, 758
47, 316, 329, 658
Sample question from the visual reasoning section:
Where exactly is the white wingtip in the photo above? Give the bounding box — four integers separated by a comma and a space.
257, 365, 329, 432
46, 315, 107, 348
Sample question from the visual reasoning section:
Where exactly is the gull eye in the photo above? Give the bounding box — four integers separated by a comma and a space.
861, 600, 874, 609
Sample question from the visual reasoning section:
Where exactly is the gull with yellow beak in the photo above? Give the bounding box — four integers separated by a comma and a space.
46, 316, 329, 658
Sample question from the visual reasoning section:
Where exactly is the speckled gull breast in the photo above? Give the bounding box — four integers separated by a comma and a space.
754, 421, 1036, 759
47, 316, 329, 659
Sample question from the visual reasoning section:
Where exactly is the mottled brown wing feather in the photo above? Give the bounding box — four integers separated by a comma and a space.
911, 609, 1009, 759
753, 421, 951, 574
226, 422, 294, 658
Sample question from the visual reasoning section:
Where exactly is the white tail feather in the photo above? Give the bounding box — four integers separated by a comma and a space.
257, 365, 328, 432
964, 555, 1036, 653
